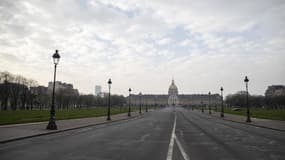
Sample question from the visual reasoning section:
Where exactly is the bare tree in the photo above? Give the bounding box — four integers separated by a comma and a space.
0, 71, 13, 110
27, 79, 38, 110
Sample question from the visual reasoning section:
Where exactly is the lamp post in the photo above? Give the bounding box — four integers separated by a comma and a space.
145, 101, 148, 112
244, 76, 251, 122
154, 96, 157, 110
139, 92, 142, 114
208, 91, 211, 115
128, 88, 131, 117
220, 87, 224, 118
201, 100, 204, 113
46, 50, 60, 130
107, 78, 112, 120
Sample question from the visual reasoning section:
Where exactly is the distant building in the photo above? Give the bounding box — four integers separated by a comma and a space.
265, 85, 285, 97
168, 79, 179, 105
128, 79, 221, 106
30, 85, 48, 95
47, 81, 79, 95
102, 92, 109, 98
236, 91, 248, 95
95, 85, 102, 96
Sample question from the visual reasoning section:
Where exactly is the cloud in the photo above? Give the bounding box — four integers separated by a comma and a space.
179, 39, 192, 47
157, 37, 172, 45
0, 0, 284, 96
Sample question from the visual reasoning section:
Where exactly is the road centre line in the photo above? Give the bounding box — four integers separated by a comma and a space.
166, 112, 176, 160
166, 112, 190, 160
175, 134, 190, 160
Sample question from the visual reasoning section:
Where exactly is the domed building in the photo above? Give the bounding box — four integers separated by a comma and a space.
128, 79, 221, 107
168, 79, 179, 106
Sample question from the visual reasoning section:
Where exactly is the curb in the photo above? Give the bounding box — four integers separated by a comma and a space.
219, 117, 285, 132
0, 114, 144, 144
191, 110, 285, 132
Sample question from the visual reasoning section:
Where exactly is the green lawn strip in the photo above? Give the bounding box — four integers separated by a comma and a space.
0, 107, 138, 125
223, 108, 285, 121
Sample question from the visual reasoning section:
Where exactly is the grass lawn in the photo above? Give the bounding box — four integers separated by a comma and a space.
0, 107, 136, 125
223, 108, 285, 121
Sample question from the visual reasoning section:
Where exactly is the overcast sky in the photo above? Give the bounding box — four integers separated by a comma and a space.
1, 0, 285, 96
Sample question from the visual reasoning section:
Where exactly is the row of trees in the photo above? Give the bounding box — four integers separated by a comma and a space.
225, 91, 285, 109
0, 71, 126, 111
0, 71, 38, 110
66, 94, 126, 109
33, 92, 126, 111
1, 71, 284, 111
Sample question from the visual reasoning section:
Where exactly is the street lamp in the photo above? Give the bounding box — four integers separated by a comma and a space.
46, 50, 60, 130
145, 98, 148, 112
128, 88, 132, 117
208, 91, 211, 115
107, 78, 112, 120
220, 87, 224, 118
201, 100, 204, 113
139, 92, 142, 114
154, 96, 157, 110
244, 76, 251, 122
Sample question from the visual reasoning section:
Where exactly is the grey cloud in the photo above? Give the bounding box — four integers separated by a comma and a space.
0, 0, 284, 95
0, 52, 21, 63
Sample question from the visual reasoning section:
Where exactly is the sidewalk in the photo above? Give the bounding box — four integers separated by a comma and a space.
0, 111, 142, 143
192, 109, 285, 132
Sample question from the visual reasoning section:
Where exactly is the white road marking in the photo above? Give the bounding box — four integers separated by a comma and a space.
175, 135, 190, 160
166, 112, 190, 160
166, 112, 177, 160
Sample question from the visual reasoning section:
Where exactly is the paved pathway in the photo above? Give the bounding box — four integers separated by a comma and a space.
0, 111, 141, 143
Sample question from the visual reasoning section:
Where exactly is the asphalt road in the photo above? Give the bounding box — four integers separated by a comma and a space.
0, 107, 284, 160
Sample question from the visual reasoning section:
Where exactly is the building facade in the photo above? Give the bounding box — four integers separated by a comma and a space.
129, 80, 221, 106
47, 81, 79, 95
95, 85, 102, 96
168, 79, 179, 106
265, 85, 285, 97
